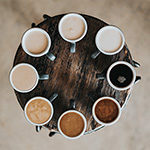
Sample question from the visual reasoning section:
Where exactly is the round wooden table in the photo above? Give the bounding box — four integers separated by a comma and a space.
13, 14, 141, 136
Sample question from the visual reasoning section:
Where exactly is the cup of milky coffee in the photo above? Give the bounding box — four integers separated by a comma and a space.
107, 61, 136, 91
24, 96, 56, 126
21, 28, 55, 61
58, 13, 87, 53
92, 97, 121, 126
58, 110, 87, 139
9, 63, 49, 93
91, 25, 125, 59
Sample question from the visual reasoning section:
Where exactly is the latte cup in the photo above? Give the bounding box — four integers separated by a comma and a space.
92, 97, 121, 126
91, 25, 125, 59
9, 63, 49, 93
58, 110, 87, 140
58, 13, 87, 53
24, 93, 58, 126
57, 99, 87, 139
21, 28, 56, 61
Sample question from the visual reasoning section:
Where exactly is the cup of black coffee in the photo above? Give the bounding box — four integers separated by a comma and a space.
106, 61, 136, 91
92, 96, 121, 126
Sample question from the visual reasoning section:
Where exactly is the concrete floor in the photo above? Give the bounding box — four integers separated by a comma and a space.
0, 0, 149, 150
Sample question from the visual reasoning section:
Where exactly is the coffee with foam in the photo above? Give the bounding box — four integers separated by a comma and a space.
98, 28, 122, 52
60, 15, 85, 40
26, 98, 52, 124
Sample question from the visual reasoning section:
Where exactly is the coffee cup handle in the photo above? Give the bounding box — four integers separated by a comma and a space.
70, 42, 76, 53
36, 126, 42, 132
46, 52, 56, 61
49, 93, 58, 103
132, 60, 140, 68
91, 50, 101, 59
69, 99, 76, 109
96, 72, 106, 80
39, 74, 49, 80
135, 76, 141, 85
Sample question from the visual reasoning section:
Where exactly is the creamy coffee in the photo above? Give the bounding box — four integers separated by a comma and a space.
60, 112, 84, 137
25, 30, 48, 54
60, 16, 85, 40
98, 28, 122, 52
26, 98, 51, 124
11, 64, 37, 91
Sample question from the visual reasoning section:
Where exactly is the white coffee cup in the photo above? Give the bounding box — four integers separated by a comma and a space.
58, 13, 88, 53
107, 61, 136, 91
9, 63, 49, 93
57, 110, 87, 140
21, 28, 55, 61
91, 25, 125, 59
92, 96, 121, 126
24, 96, 54, 126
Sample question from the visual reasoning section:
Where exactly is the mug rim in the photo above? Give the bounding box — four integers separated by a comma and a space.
9, 63, 39, 93
92, 96, 121, 126
95, 25, 125, 55
21, 27, 51, 57
24, 96, 54, 126
107, 61, 136, 91
58, 13, 88, 43
57, 110, 87, 140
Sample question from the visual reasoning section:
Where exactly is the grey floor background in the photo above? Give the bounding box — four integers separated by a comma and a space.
0, 0, 149, 150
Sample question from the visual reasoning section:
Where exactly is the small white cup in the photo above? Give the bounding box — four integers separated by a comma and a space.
58, 13, 88, 53
91, 25, 125, 59
24, 96, 54, 126
9, 63, 49, 93
107, 61, 136, 91
21, 28, 55, 61
57, 110, 87, 140
92, 97, 121, 126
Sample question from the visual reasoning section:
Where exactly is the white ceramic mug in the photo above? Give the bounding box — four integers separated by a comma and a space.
91, 25, 125, 59
57, 110, 87, 140
9, 63, 49, 93
107, 61, 136, 91
58, 13, 88, 53
24, 94, 58, 126
92, 96, 121, 126
21, 28, 56, 61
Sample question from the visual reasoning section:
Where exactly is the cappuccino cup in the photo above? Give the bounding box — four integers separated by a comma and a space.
22, 28, 56, 61
58, 13, 87, 53
9, 63, 49, 93
92, 96, 121, 126
57, 99, 87, 139
24, 93, 58, 126
58, 110, 87, 140
91, 25, 125, 59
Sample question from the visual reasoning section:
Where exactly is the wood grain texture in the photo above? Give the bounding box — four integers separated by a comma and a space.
13, 14, 134, 134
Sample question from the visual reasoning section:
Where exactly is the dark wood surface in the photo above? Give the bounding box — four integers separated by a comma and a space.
13, 14, 136, 134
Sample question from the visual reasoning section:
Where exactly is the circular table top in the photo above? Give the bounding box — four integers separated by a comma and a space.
13, 14, 139, 136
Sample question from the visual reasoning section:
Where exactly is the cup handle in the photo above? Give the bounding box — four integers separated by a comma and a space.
49, 131, 58, 137
132, 60, 140, 68
96, 72, 106, 80
36, 126, 42, 132
69, 99, 76, 109
135, 76, 141, 85
39, 74, 49, 80
49, 93, 58, 103
46, 52, 56, 61
91, 50, 101, 59
70, 42, 76, 53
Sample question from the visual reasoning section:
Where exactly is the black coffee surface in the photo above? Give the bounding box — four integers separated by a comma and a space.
109, 64, 133, 88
